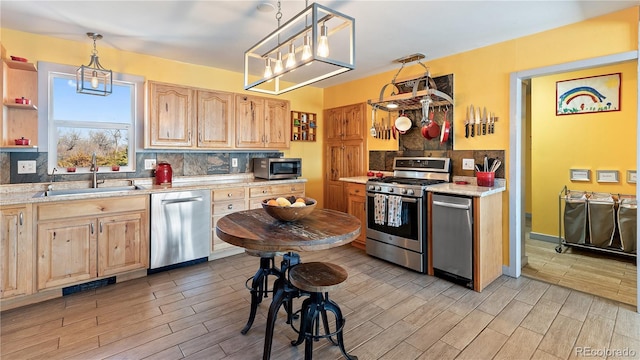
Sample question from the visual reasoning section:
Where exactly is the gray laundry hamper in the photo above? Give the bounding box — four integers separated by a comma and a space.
617, 197, 637, 254
587, 192, 616, 248
563, 192, 588, 244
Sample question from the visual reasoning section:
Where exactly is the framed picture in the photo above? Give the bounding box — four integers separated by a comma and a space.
556, 73, 621, 115
627, 170, 637, 184
596, 170, 619, 183
569, 169, 590, 182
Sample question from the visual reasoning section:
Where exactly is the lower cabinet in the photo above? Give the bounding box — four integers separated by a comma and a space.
345, 182, 366, 249
0, 204, 33, 299
36, 196, 149, 290
212, 187, 247, 254
249, 183, 305, 209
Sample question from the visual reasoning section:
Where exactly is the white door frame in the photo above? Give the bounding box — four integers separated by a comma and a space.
507, 50, 639, 312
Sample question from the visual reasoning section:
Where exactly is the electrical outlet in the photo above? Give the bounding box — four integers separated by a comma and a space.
462, 158, 475, 170
17, 160, 37, 174
144, 159, 157, 170
231, 158, 238, 168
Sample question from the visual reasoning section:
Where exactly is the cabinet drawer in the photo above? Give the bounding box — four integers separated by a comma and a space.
249, 192, 304, 209
249, 183, 305, 198
37, 196, 148, 221
346, 183, 365, 197
212, 187, 246, 201
212, 200, 246, 215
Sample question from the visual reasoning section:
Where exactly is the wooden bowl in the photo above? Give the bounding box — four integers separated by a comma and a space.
262, 196, 317, 222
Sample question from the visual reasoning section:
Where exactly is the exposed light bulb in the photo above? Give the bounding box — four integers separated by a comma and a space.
301, 34, 312, 61
318, 23, 329, 57
285, 42, 296, 69
90, 70, 99, 89
263, 58, 273, 78
387, 103, 398, 109
274, 51, 283, 74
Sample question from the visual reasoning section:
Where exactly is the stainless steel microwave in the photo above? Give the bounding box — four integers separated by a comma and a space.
253, 158, 302, 180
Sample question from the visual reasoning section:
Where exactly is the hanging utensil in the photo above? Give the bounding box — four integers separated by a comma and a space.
465, 106, 470, 138
370, 106, 377, 138
470, 104, 475, 137
426, 108, 440, 139
482, 107, 488, 135
420, 99, 430, 139
475, 107, 481, 136
440, 106, 451, 144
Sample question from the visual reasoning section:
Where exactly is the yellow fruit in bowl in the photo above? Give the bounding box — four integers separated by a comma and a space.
290, 201, 306, 207
295, 198, 306, 203
276, 197, 292, 207
267, 199, 278, 206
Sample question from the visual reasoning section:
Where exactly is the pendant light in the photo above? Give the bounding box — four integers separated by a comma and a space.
76, 32, 112, 96
285, 42, 297, 69
263, 57, 273, 78
301, 33, 312, 61
274, 51, 284, 74
317, 22, 329, 57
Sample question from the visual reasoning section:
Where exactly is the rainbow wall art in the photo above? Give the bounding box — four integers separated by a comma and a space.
556, 73, 621, 115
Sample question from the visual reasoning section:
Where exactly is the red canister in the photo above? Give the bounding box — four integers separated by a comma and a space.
155, 162, 172, 185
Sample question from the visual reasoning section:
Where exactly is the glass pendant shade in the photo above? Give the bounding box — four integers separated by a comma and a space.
244, 2, 355, 95
76, 32, 112, 96
274, 51, 284, 74
264, 58, 273, 78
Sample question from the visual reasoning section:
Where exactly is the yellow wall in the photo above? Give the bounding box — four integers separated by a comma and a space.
531, 62, 637, 237
0, 28, 327, 206
324, 6, 639, 265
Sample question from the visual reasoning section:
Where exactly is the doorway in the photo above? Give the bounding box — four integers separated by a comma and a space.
508, 51, 639, 312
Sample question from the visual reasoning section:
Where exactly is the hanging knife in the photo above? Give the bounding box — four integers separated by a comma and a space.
475, 106, 481, 136
482, 107, 487, 135
465, 106, 470, 138
469, 104, 475, 137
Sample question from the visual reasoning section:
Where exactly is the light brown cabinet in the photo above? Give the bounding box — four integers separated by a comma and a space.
211, 187, 247, 255
345, 182, 366, 249
249, 183, 305, 209
36, 196, 149, 290
324, 103, 367, 212
235, 95, 290, 149
1, 59, 38, 149
0, 204, 33, 299
147, 81, 234, 149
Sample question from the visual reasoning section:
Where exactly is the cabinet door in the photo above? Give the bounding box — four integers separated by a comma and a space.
324, 108, 344, 141
98, 212, 148, 277
0, 206, 33, 298
148, 82, 194, 147
264, 99, 290, 149
37, 218, 97, 290
342, 103, 365, 141
342, 141, 365, 177
346, 185, 366, 248
197, 90, 234, 148
235, 95, 265, 148
324, 143, 346, 212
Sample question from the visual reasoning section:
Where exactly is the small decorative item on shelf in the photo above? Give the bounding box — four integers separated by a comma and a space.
66, 167, 77, 172
10, 56, 28, 62
14, 137, 30, 145
15, 97, 31, 105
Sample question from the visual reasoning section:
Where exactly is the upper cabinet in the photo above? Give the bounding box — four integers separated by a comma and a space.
235, 95, 290, 149
1, 59, 39, 149
325, 103, 365, 142
146, 81, 234, 149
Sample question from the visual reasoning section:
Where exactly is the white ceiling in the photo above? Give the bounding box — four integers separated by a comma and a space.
1, 0, 637, 89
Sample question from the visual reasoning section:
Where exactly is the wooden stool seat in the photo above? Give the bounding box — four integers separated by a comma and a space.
289, 262, 348, 293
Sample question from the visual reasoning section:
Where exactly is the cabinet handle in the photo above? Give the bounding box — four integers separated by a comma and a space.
189, 131, 192, 141
227, 204, 233, 210
354, 189, 360, 193
19, 211, 23, 226
262, 189, 268, 194
227, 193, 233, 197
90, 223, 94, 235
99, 222, 103, 233
199, 132, 203, 142
165, 103, 168, 112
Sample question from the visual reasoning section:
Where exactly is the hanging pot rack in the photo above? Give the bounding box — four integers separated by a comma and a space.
368, 53, 454, 112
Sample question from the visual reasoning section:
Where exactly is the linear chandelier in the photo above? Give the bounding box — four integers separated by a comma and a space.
244, 1, 355, 95
76, 32, 112, 96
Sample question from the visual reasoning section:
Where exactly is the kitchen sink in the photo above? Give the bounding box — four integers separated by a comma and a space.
34, 185, 146, 197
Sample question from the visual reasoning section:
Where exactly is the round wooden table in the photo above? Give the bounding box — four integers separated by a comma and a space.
216, 208, 361, 360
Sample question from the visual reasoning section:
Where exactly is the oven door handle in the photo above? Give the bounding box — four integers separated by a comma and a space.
432, 200, 470, 210
367, 194, 418, 203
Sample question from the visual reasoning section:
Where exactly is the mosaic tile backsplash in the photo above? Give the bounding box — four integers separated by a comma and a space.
0, 151, 283, 185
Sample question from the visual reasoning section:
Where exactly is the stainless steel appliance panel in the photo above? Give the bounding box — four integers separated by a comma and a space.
151, 190, 211, 269
431, 194, 473, 280
366, 238, 426, 273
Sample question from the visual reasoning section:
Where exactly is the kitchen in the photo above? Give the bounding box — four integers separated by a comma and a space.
1, 1, 639, 359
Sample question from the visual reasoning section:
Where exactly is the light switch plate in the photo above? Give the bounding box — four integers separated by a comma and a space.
144, 159, 157, 170
231, 158, 238, 168
17, 160, 37, 174
462, 158, 475, 170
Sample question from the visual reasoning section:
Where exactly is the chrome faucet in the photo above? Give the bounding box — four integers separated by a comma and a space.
90, 153, 104, 188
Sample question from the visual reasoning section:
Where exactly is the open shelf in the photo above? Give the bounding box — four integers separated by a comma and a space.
291, 110, 317, 142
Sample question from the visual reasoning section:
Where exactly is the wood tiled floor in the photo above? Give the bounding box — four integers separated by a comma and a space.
2, 245, 639, 360
522, 238, 637, 307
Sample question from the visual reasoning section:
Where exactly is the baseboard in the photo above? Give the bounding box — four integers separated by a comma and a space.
209, 247, 244, 260
529, 232, 559, 244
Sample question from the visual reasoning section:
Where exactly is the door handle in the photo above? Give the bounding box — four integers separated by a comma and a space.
19, 211, 23, 226
161, 197, 204, 205
432, 200, 470, 210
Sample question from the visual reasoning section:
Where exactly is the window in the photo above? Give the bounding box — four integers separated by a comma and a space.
41, 62, 143, 174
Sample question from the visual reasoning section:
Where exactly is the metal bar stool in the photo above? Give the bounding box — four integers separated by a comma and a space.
242, 249, 285, 334
288, 262, 358, 360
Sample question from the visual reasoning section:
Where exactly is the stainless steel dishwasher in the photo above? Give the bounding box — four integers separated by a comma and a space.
150, 189, 211, 270
431, 193, 474, 288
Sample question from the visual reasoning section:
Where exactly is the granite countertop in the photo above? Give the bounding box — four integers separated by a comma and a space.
0, 175, 307, 206
338, 176, 370, 184
427, 176, 506, 197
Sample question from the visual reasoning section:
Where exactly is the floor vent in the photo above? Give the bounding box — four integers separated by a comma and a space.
62, 277, 116, 296
147, 257, 208, 275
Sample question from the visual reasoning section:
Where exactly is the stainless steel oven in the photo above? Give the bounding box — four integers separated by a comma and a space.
365, 157, 451, 273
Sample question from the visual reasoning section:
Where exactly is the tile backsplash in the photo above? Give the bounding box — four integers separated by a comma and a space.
0, 151, 283, 185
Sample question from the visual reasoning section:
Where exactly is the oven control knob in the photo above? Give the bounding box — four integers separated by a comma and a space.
375, 186, 381, 191
368, 185, 375, 191
407, 189, 414, 195
388, 188, 394, 193
400, 188, 407, 194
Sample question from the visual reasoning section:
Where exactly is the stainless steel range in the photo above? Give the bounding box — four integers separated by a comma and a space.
366, 157, 451, 273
